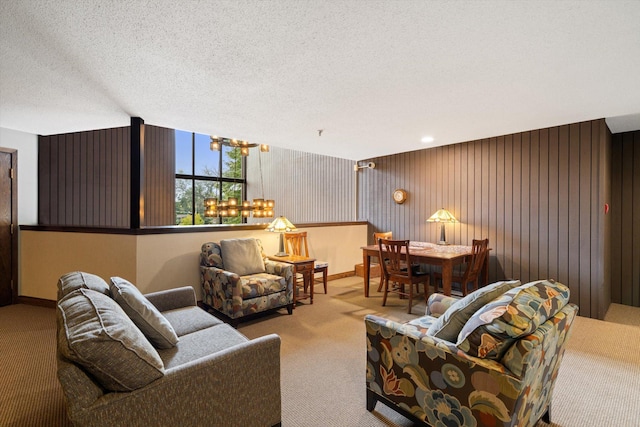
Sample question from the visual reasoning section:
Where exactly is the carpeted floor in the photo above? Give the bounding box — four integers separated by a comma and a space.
1, 277, 639, 426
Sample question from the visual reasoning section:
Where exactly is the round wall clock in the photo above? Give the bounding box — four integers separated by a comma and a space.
393, 189, 407, 204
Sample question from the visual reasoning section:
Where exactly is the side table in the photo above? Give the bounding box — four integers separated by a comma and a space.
268, 254, 316, 306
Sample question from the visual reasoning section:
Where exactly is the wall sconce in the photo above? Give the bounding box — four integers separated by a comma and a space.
353, 162, 376, 172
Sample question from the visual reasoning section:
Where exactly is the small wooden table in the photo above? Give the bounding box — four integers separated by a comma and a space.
361, 242, 489, 297
268, 254, 316, 305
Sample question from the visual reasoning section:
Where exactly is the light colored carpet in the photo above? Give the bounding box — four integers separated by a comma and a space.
604, 303, 640, 327
1, 277, 639, 426
240, 277, 640, 427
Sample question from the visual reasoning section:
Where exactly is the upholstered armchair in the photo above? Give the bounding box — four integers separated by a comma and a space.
200, 238, 294, 325
365, 279, 578, 427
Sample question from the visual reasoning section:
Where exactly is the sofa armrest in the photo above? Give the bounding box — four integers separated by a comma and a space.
264, 260, 294, 292
57, 354, 106, 416
69, 334, 282, 427
201, 265, 243, 296
365, 314, 521, 426
144, 286, 197, 312
425, 293, 459, 317
365, 314, 506, 373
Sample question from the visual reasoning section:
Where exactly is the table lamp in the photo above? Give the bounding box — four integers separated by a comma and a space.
266, 216, 296, 256
427, 208, 458, 245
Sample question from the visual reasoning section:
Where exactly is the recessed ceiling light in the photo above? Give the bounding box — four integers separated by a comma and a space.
421, 136, 435, 144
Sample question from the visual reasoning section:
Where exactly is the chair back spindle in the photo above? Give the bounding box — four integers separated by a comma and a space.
377, 239, 429, 314
284, 231, 329, 294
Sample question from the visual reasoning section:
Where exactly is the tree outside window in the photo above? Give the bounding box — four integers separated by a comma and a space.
175, 130, 245, 225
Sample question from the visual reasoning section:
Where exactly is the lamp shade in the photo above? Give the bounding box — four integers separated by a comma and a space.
426, 208, 459, 223
266, 216, 296, 233
427, 208, 458, 245
266, 216, 296, 256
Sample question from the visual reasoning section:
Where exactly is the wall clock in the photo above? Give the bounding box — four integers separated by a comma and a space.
393, 189, 407, 204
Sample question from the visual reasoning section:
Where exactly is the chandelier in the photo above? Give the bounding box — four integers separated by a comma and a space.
205, 134, 274, 219
204, 198, 274, 218
210, 136, 269, 156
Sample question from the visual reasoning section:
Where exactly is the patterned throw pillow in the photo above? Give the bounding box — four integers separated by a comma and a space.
456, 279, 570, 359
426, 280, 521, 342
110, 277, 179, 349
200, 242, 224, 268
57, 271, 110, 300
220, 238, 266, 276
57, 288, 165, 391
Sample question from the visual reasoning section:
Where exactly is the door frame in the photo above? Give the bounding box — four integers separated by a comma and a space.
0, 147, 18, 304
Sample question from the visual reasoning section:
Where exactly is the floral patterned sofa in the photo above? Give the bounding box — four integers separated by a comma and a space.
200, 238, 294, 326
365, 279, 578, 427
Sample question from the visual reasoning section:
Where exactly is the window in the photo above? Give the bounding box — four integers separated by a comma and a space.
175, 130, 245, 225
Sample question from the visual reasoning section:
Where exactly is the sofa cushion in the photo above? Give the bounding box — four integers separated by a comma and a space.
161, 306, 223, 337
221, 238, 266, 276
157, 323, 249, 370
426, 280, 521, 342
110, 277, 179, 349
57, 288, 165, 391
57, 271, 110, 300
240, 273, 287, 298
456, 279, 570, 359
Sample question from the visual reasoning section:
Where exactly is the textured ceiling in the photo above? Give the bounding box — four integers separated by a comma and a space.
1, 1, 639, 161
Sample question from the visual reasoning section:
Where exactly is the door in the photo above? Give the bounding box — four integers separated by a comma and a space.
0, 149, 16, 306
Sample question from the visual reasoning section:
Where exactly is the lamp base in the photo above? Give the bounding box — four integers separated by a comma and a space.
438, 225, 449, 246
436, 241, 450, 246
274, 233, 288, 257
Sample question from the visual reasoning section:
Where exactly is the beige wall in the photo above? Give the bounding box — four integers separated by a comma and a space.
20, 231, 137, 300
20, 224, 368, 301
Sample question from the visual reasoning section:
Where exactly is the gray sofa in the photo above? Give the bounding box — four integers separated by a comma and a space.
56, 271, 282, 427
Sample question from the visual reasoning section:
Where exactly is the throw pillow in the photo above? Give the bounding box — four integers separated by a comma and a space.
110, 277, 179, 349
200, 242, 224, 268
456, 279, 570, 359
426, 280, 521, 342
220, 238, 266, 276
57, 271, 110, 300
57, 288, 165, 391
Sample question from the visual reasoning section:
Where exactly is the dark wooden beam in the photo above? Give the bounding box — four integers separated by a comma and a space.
130, 117, 145, 229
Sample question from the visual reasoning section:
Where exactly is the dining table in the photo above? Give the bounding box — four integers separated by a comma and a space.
360, 241, 489, 297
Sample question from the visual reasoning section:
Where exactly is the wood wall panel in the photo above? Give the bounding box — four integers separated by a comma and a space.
38, 124, 174, 228
144, 125, 175, 226
359, 118, 611, 318
611, 130, 640, 308
39, 128, 130, 227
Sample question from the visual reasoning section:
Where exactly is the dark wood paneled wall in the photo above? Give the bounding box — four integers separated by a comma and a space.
38, 125, 174, 228
39, 127, 130, 227
36, 118, 627, 318
245, 147, 355, 223
143, 125, 175, 226
611, 130, 640, 307
359, 119, 611, 318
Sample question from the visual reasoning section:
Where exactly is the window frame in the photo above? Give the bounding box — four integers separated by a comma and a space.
175, 132, 247, 225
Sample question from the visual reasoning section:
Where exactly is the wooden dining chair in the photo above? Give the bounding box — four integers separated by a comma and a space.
284, 231, 328, 294
433, 238, 489, 296
373, 231, 393, 292
378, 239, 430, 314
